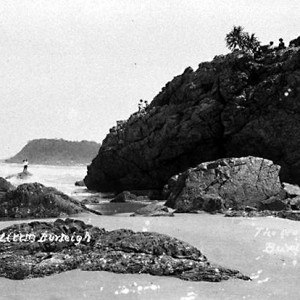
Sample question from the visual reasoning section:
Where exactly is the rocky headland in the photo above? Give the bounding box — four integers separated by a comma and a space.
84, 45, 300, 194
0, 218, 250, 281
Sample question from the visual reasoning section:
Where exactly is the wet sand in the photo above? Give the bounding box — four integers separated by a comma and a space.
0, 213, 299, 300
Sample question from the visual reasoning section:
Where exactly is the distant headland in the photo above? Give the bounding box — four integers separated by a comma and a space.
5, 138, 100, 166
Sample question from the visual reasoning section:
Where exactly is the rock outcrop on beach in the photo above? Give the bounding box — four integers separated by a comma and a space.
84, 46, 300, 192
0, 218, 250, 281
164, 156, 286, 212
0, 183, 88, 219
5, 138, 100, 165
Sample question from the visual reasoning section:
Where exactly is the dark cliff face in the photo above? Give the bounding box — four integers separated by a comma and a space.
85, 47, 300, 192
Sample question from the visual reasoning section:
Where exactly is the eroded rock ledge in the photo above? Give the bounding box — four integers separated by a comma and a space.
0, 218, 250, 281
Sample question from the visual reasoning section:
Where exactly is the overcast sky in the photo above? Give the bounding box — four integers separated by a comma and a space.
0, 0, 299, 159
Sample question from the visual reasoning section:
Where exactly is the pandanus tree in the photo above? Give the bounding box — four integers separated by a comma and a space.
225, 26, 260, 53
225, 26, 245, 51
242, 32, 260, 52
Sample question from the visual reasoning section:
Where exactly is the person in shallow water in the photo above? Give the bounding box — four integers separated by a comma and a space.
22, 159, 28, 172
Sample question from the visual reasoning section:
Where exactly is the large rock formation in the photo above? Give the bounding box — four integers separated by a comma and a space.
0, 183, 95, 219
84, 46, 300, 192
164, 156, 286, 212
0, 218, 250, 281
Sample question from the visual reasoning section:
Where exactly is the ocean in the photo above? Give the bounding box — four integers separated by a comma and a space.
0, 162, 88, 196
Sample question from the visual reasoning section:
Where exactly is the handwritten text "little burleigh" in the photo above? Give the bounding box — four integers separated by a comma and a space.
0, 232, 91, 246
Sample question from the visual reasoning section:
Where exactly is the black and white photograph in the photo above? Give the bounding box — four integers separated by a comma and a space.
0, 0, 299, 299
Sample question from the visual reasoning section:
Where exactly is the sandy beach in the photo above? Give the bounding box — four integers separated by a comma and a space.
0, 213, 299, 300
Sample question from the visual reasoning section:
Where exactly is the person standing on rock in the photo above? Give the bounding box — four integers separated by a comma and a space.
23, 159, 28, 172
138, 99, 143, 112
278, 38, 286, 50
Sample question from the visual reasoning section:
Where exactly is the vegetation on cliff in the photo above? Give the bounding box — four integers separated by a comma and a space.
6, 139, 100, 165
225, 26, 260, 53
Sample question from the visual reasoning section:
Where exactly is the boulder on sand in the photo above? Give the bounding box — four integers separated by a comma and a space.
110, 191, 138, 203
0, 182, 87, 219
165, 156, 286, 213
131, 201, 174, 217
0, 218, 250, 282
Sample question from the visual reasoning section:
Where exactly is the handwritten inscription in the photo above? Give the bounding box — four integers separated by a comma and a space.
255, 227, 299, 239
263, 242, 300, 256
0, 231, 91, 246
254, 226, 300, 257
